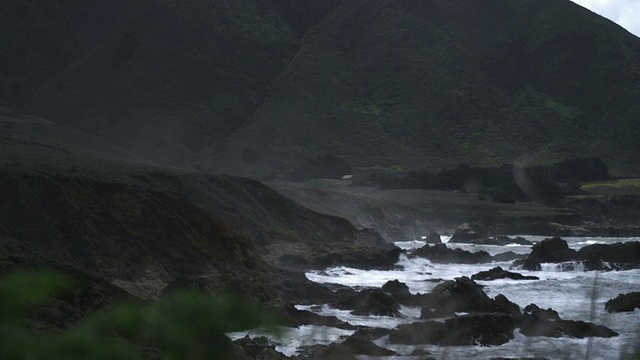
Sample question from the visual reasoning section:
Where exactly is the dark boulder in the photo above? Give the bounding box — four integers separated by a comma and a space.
441, 313, 516, 346
292, 343, 355, 360
520, 304, 618, 338
430, 276, 494, 312
341, 337, 397, 356
411, 244, 492, 264
471, 267, 539, 281
348, 327, 392, 342
513, 237, 576, 270
493, 294, 522, 319
530, 237, 577, 263
426, 231, 442, 244
450, 235, 532, 246
450, 222, 488, 242
494, 251, 527, 262
520, 318, 618, 338
233, 336, 288, 360
388, 321, 443, 345
381, 279, 412, 301
420, 306, 455, 319
389, 313, 515, 346
577, 241, 640, 269
337, 289, 402, 317
605, 292, 640, 312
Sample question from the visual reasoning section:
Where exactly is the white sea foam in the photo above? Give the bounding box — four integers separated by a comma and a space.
237, 237, 640, 358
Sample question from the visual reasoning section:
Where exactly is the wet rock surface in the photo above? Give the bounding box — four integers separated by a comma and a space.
605, 292, 640, 312
450, 222, 488, 242
513, 237, 640, 271
471, 267, 539, 281
389, 313, 516, 346
336, 288, 403, 317
519, 304, 618, 338
449, 235, 533, 246
411, 243, 493, 264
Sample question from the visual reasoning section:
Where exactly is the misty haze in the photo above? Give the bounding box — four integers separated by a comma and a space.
1, 0, 639, 359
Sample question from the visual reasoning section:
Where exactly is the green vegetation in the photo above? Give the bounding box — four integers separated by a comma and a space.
0, 270, 279, 360
581, 179, 640, 196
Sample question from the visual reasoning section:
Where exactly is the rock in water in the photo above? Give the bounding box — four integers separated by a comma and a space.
471, 267, 539, 281
381, 279, 412, 301
411, 244, 492, 264
337, 289, 403, 317
430, 276, 494, 312
605, 292, 640, 312
389, 313, 515, 346
426, 231, 442, 244
520, 304, 618, 338
450, 222, 488, 242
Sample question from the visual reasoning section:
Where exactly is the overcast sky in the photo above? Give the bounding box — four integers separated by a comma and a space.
570, 0, 640, 37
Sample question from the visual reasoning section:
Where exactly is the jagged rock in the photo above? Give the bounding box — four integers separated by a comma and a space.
471, 267, 539, 281
450, 235, 532, 246
514, 238, 640, 271
442, 313, 516, 345
605, 292, 640, 312
389, 313, 515, 346
337, 289, 402, 317
341, 337, 397, 356
381, 279, 412, 301
513, 237, 576, 270
426, 231, 442, 244
430, 276, 494, 312
520, 304, 618, 338
292, 343, 356, 360
522, 304, 560, 321
348, 327, 392, 342
494, 294, 522, 319
411, 244, 492, 264
420, 306, 455, 319
233, 336, 288, 360
450, 222, 488, 242
577, 241, 640, 269
388, 321, 443, 345
494, 251, 527, 262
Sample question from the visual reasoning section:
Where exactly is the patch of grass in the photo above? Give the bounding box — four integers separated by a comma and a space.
581, 179, 640, 196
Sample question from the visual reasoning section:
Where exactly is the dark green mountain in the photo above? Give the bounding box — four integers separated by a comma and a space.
1, 0, 639, 177
209, 0, 640, 177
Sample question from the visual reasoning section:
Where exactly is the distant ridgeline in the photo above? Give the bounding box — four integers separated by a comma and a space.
356, 157, 611, 204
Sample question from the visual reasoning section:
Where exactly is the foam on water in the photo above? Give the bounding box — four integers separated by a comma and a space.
236, 236, 640, 358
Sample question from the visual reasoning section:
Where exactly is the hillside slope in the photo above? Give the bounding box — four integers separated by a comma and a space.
0, 0, 340, 165
0, 114, 386, 300
1, 0, 638, 177
208, 0, 640, 177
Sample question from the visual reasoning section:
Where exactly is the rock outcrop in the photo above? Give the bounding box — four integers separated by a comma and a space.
513, 237, 640, 271
605, 292, 640, 313
519, 304, 618, 338
337, 289, 403, 317
471, 267, 539, 281
411, 244, 493, 264
449, 235, 533, 246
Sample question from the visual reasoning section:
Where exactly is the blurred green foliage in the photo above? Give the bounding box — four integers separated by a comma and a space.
0, 270, 279, 360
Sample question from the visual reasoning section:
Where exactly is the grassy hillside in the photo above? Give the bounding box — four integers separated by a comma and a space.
1, 0, 638, 178
0, 0, 340, 165
208, 0, 640, 178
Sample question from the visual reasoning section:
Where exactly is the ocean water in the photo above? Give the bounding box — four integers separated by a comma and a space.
230, 236, 640, 359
